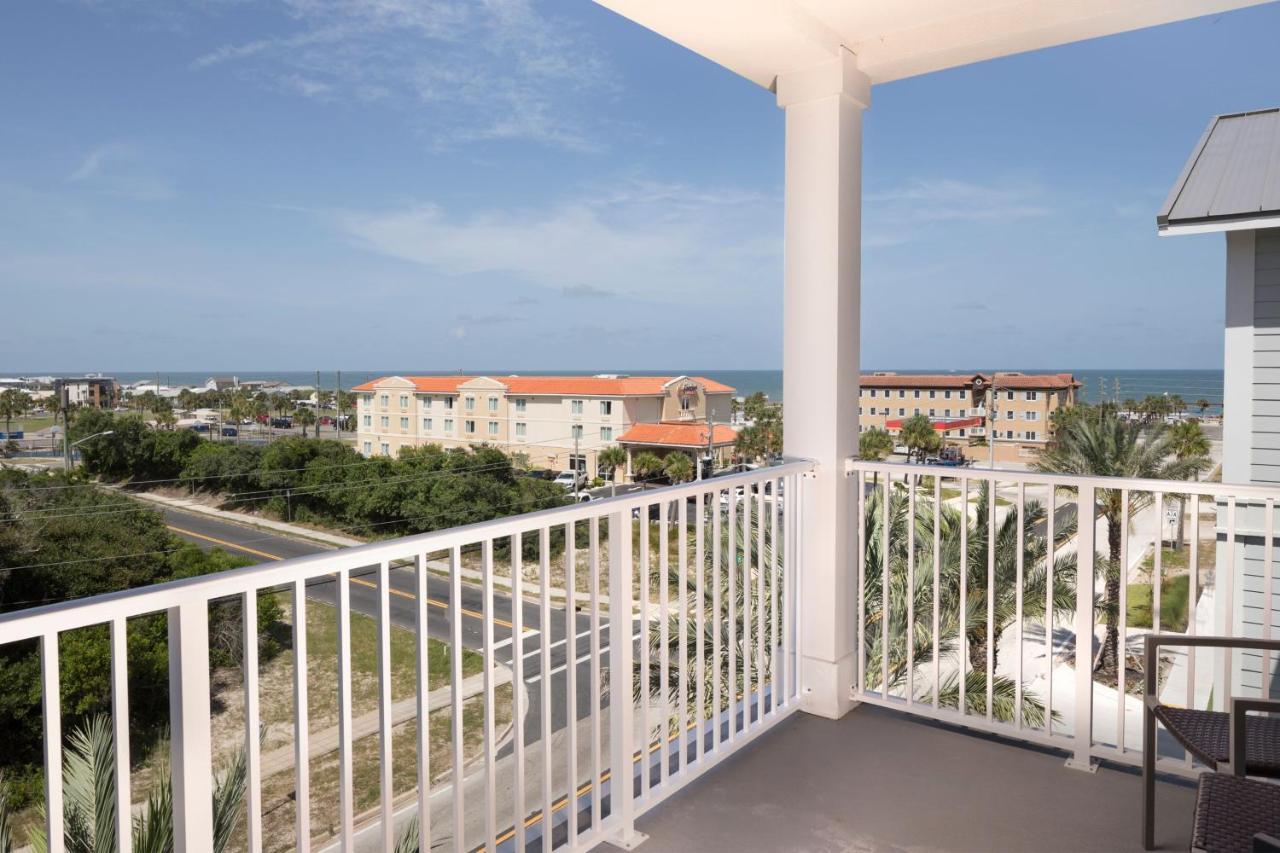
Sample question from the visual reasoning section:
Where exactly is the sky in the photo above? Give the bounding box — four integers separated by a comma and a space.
2, 1, 1279, 373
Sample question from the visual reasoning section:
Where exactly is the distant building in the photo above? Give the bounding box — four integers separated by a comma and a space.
54, 376, 120, 409
352, 374, 737, 480
858, 371, 1080, 462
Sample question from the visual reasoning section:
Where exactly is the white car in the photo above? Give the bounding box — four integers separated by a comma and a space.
553, 470, 586, 490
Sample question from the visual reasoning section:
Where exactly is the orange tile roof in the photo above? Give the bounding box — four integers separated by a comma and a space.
351, 375, 735, 395
991, 372, 1080, 390
884, 416, 984, 432
860, 373, 984, 389
618, 422, 739, 448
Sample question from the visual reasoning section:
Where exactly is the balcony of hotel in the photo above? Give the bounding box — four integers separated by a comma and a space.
5, 2, 1280, 852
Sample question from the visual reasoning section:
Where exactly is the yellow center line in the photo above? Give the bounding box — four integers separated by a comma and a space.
166, 525, 514, 629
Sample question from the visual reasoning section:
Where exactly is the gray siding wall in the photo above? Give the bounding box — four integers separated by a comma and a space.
1253, 228, 1280, 482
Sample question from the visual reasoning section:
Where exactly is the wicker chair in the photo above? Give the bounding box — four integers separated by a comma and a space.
1143, 635, 1280, 851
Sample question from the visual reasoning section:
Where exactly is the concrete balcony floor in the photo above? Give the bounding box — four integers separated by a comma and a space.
602, 705, 1197, 853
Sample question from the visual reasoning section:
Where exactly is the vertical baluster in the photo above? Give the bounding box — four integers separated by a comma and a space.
742, 488, 753, 726
241, 592, 261, 853
111, 617, 133, 853
727, 485, 737, 744
1045, 486, 1056, 735
566, 522, 579, 847
482, 542, 498, 852
539, 528, 553, 853
770, 476, 781, 716
607, 509, 645, 848
959, 477, 968, 716
756, 481, 766, 724
712, 489, 723, 752
1015, 483, 1025, 731
292, 579, 311, 848
168, 601, 214, 852
511, 537, 526, 853
1119, 492, 1129, 753
678, 495, 689, 767
337, 568, 355, 849
1188, 496, 1199, 716
42, 632, 64, 853
416, 554, 433, 853
450, 546, 466, 853
589, 519, 602, 833
986, 478, 996, 721
907, 475, 916, 705
857, 471, 866, 697
640, 508, 651, 788
1224, 498, 1236, 711
932, 475, 941, 709
378, 560, 395, 853
659, 500, 671, 778
695, 490, 706, 758
1265, 499, 1274, 698
1071, 483, 1097, 769
1154, 493, 1164, 635
880, 472, 890, 700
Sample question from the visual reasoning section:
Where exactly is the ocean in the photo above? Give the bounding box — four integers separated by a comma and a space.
36, 368, 1225, 413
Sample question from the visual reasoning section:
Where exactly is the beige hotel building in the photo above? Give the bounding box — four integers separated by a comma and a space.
859, 372, 1080, 463
353, 374, 738, 481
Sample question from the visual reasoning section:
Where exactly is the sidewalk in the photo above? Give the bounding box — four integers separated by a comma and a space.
256, 665, 513, 779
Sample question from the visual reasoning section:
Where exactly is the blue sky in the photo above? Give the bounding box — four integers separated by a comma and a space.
2, 1, 1278, 373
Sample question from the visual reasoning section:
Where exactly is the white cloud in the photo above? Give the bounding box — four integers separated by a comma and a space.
191, 0, 611, 149
331, 179, 779, 306
66, 143, 174, 201
864, 178, 1050, 246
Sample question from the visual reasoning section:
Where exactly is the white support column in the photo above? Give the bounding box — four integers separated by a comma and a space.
1222, 229, 1256, 484
168, 602, 214, 851
778, 47, 869, 720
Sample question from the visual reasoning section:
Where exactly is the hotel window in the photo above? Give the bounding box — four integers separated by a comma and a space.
929, 390, 936, 399
913, 390, 920, 399
898, 408, 905, 416
914, 408, 921, 415
571, 400, 584, 415
1025, 411, 1039, 421
1005, 430, 1014, 439
399, 395, 409, 408
944, 391, 952, 399
898, 390, 905, 399
516, 422, 527, 438
1006, 390, 1015, 401
424, 418, 432, 431
445, 397, 454, 410
1006, 410, 1014, 420
379, 394, 389, 408
488, 421, 498, 436
423, 397, 432, 409
601, 426, 613, 441
444, 419, 454, 433
380, 443, 390, 456
465, 396, 475, 411
362, 414, 371, 427
572, 425, 584, 440
1025, 391, 1038, 401
488, 396, 498, 412
929, 408, 936, 417
399, 417, 409, 431
600, 401, 613, 416
1026, 431, 1038, 441
363, 441, 372, 455
882, 407, 891, 416
515, 398, 527, 413
465, 420, 476, 434
869, 390, 877, 398
944, 409, 952, 417
362, 394, 372, 405
380, 416, 389, 429
858, 407, 863, 415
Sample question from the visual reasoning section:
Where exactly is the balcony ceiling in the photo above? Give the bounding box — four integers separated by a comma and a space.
591, 0, 1274, 87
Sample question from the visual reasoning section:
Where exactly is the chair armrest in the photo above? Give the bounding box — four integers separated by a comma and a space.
1232, 697, 1280, 776
1143, 636, 1280, 698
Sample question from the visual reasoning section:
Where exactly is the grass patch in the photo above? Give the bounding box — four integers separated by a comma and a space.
1138, 540, 1216, 580
1127, 574, 1191, 633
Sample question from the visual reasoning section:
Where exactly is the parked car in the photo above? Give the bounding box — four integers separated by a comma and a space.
553, 470, 587, 490
270, 417, 293, 429
221, 426, 238, 437
190, 423, 210, 433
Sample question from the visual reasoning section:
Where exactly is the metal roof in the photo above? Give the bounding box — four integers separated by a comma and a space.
1158, 108, 1280, 234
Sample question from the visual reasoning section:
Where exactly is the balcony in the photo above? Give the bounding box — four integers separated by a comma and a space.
0, 458, 1271, 852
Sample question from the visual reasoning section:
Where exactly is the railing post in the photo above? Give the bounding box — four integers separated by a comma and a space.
608, 509, 648, 849
1067, 483, 1099, 772
168, 600, 215, 850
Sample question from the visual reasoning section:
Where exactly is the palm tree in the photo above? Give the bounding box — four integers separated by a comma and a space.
1168, 420, 1212, 548
663, 452, 695, 484
631, 451, 664, 484
1195, 398, 1211, 416
598, 445, 628, 496
898, 414, 940, 462
859, 481, 1075, 724
1034, 411, 1210, 672
859, 427, 895, 485
0, 390, 30, 436
295, 406, 317, 438
12, 715, 247, 853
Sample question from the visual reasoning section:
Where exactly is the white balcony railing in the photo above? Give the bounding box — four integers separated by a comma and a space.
848, 460, 1273, 776
0, 459, 812, 852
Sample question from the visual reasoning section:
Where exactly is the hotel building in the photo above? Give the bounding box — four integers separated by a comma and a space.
353, 374, 738, 481
858, 372, 1080, 463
